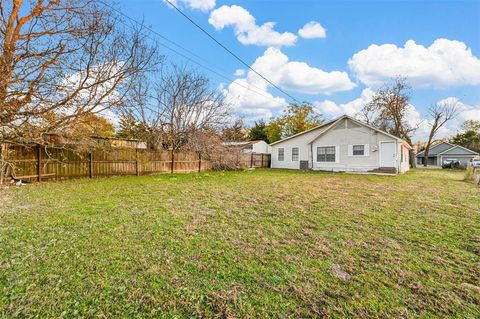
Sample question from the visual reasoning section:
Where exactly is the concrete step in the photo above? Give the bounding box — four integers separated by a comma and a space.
370, 167, 397, 174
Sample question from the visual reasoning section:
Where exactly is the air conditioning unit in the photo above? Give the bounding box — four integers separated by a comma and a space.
300, 160, 309, 169
372, 145, 378, 152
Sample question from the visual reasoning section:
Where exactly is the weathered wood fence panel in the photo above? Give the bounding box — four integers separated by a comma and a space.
1, 143, 270, 183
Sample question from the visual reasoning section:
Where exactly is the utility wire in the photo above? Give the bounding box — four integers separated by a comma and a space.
102, 1, 277, 102
164, 0, 298, 102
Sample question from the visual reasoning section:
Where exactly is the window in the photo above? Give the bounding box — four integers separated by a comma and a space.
317, 146, 336, 162
353, 145, 365, 156
278, 148, 284, 161
292, 147, 299, 161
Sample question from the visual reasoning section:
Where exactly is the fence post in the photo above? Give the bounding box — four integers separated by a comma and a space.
89, 152, 93, 178
170, 149, 174, 174
261, 153, 264, 168
250, 152, 254, 168
198, 153, 202, 172
37, 144, 42, 182
135, 149, 139, 176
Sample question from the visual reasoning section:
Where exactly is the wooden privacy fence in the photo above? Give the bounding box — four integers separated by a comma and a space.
0, 143, 270, 183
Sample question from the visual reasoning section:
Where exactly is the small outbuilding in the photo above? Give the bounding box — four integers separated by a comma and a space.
416, 142, 478, 167
222, 140, 269, 153
269, 115, 411, 174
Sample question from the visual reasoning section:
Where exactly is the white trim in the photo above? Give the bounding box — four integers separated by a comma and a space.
307, 115, 407, 146
271, 114, 410, 148
348, 144, 369, 157
291, 146, 299, 162
315, 145, 338, 163
277, 147, 285, 161
269, 118, 338, 146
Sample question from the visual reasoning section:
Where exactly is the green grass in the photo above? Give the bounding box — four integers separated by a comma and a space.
1, 169, 479, 318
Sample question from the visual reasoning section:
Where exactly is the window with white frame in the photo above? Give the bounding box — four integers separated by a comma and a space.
353, 145, 365, 156
278, 148, 284, 161
292, 147, 299, 161
317, 146, 336, 162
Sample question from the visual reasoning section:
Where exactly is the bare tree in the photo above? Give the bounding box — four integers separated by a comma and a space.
362, 77, 418, 167
0, 0, 161, 145
117, 75, 167, 149
422, 100, 459, 166
157, 66, 229, 150
119, 65, 230, 151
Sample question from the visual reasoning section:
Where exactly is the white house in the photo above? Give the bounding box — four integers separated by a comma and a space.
222, 140, 269, 153
269, 115, 411, 174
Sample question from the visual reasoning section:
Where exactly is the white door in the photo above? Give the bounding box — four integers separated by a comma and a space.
380, 142, 396, 167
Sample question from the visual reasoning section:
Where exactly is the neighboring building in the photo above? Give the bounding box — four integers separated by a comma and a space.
416, 142, 478, 167
93, 136, 147, 149
41, 133, 148, 149
222, 140, 269, 153
269, 115, 411, 174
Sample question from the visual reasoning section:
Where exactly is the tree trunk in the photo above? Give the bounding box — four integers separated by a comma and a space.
423, 148, 430, 167
423, 131, 435, 167
409, 149, 416, 169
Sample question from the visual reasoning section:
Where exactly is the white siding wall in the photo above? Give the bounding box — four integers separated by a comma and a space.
270, 118, 410, 173
310, 119, 396, 172
270, 129, 322, 169
398, 144, 411, 173
252, 141, 269, 153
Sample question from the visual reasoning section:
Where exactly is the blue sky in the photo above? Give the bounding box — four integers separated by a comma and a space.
116, 0, 480, 140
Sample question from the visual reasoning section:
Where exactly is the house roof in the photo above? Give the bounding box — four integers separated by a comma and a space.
437, 144, 479, 156
222, 140, 265, 147
270, 115, 412, 148
268, 119, 336, 146
416, 142, 455, 157
416, 142, 479, 157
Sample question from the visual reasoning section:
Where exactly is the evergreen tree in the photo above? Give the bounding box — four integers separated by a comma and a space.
248, 120, 269, 143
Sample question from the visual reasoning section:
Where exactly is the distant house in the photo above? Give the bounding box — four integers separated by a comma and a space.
269, 115, 411, 174
416, 142, 478, 167
222, 140, 269, 153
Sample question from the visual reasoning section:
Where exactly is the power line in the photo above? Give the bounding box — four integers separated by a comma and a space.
163, 0, 298, 102
101, 1, 277, 102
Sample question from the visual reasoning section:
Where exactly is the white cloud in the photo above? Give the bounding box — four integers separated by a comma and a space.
223, 78, 287, 121
434, 97, 480, 136
234, 69, 245, 77
208, 5, 297, 47
348, 39, 480, 88
298, 21, 326, 39
315, 91, 480, 141
249, 47, 355, 94
223, 48, 356, 120
313, 89, 427, 140
164, 0, 215, 12
314, 88, 374, 117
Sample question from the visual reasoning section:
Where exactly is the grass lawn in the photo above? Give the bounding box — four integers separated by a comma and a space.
1, 169, 479, 318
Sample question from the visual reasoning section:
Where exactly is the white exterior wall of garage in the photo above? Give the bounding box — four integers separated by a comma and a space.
270, 117, 410, 174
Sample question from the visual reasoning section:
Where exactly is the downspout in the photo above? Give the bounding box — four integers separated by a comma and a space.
310, 143, 313, 169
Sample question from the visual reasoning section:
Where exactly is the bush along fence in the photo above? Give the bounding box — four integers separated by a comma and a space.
0, 143, 271, 184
